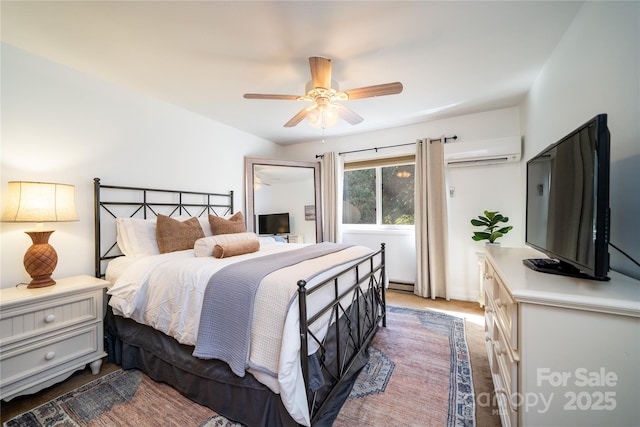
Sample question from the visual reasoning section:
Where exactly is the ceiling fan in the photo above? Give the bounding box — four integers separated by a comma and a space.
243, 56, 403, 129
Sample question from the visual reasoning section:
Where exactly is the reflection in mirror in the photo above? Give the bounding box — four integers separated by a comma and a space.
245, 157, 323, 243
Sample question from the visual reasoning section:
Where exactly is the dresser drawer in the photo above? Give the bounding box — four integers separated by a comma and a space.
495, 387, 518, 427
0, 322, 101, 389
487, 336, 518, 427
0, 290, 101, 346
484, 261, 520, 427
485, 264, 518, 351
482, 258, 495, 301
493, 319, 519, 409
488, 319, 519, 427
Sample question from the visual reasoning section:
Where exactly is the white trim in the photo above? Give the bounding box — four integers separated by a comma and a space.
341, 224, 414, 235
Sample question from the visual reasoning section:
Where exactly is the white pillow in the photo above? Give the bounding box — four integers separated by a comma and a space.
115, 218, 134, 256
194, 232, 259, 257
116, 215, 219, 257
116, 218, 159, 257
200, 217, 213, 236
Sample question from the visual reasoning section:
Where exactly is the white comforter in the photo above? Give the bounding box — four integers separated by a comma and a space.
107, 242, 376, 426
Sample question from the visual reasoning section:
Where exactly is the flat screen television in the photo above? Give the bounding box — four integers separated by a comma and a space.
524, 114, 610, 281
258, 212, 290, 235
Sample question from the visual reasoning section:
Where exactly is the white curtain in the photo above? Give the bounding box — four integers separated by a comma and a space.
415, 138, 449, 299
321, 152, 343, 243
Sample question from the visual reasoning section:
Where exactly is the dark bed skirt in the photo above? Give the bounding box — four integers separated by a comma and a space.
105, 305, 373, 427
108, 311, 298, 426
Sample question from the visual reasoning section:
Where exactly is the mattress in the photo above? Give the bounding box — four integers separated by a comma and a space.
106, 241, 376, 425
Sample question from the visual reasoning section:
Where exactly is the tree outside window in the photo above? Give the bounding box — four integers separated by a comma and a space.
343, 162, 414, 225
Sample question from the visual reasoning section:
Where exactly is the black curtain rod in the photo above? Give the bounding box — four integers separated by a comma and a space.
315, 135, 457, 159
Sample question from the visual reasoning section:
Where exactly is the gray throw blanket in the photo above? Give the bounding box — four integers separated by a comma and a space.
193, 242, 353, 377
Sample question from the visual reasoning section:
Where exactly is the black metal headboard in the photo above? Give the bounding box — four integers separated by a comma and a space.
93, 177, 234, 279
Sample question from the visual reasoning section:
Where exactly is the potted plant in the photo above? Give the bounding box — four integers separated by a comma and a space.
471, 210, 513, 244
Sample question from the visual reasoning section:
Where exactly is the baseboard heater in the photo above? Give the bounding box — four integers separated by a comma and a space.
389, 281, 414, 292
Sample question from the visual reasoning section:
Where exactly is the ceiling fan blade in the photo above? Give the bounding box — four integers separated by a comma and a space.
284, 107, 309, 127
244, 93, 300, 100
309, 56, 332, 89
343, 82, 403, 100
337, 105, 364, 125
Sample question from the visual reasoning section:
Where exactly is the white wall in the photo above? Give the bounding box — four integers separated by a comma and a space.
446, 159, 523, 300
342, 228, 415, 284
521, 1, 640, 280
0, 43, 284, 288
283, 107, 523, 301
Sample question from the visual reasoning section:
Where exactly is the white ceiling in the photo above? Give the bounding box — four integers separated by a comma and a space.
1, 1, 583, 145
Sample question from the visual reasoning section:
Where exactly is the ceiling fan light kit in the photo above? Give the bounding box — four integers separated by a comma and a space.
306, 98, 340, 129
244, 56, 403, 129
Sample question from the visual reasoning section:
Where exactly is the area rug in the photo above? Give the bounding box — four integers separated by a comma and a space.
4, 306, 475, 427
334, 306, 475, 427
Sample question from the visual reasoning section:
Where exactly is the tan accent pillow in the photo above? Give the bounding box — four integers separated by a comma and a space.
156, 215, 205, 254
209, 211, 246, 235
213, 239, 260, 259
193, 232, 258, 257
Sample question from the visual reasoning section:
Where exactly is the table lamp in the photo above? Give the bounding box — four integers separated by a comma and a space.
2, 181, 79, 288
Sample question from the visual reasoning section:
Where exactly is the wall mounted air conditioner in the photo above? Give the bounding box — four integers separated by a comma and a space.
444, 136, 521, 167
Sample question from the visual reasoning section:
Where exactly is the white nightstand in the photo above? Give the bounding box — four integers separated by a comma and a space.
287, 235, 304, 243
0, 275, 109, 401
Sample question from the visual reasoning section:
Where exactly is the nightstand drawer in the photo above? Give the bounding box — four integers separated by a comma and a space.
0, 323, 101, 390
0, 290, 101, 346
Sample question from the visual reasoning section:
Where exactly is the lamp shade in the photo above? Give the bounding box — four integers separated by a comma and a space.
2, 181, 78, 288
2, 181, 79, 223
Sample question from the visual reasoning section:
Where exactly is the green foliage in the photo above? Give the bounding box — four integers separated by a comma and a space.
383, 214, 415, 225
343, 169, 376, 224
381, 165, 414, 225
471, 210, 513, 243
343, 164, 415, 225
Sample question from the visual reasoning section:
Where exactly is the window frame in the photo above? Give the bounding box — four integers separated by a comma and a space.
342, 155, 416, 229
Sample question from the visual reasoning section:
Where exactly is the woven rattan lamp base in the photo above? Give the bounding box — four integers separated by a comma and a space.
23, 230, 58, 288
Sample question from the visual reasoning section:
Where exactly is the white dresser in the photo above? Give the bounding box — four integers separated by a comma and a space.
482, 246, 640, 427
0, 275, 109, 401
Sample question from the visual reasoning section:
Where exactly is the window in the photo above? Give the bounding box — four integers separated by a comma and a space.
343, 156, 415, 225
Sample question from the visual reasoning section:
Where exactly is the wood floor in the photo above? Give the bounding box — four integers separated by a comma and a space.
1, 290, 501, 426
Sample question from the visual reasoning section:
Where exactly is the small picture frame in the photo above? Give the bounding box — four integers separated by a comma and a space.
305, 205, 315, 221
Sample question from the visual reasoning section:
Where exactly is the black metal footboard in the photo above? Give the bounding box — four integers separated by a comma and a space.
298, 243, 386, 425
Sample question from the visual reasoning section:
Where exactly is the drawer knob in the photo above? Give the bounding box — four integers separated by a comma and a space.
44, 314, 56, 323
496, 298, 506, 308
44, 351, 56, 361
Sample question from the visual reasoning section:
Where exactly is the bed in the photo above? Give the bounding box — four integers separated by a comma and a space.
93, 178, 386, 426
